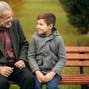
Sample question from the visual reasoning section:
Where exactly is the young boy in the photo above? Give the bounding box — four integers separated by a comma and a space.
28, 13, 66, 89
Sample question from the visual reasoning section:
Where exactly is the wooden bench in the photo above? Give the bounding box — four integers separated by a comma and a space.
60, 46, 89, 89
10, 46, 89, 89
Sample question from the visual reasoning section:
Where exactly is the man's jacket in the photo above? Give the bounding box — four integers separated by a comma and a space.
0, 18, 28, 65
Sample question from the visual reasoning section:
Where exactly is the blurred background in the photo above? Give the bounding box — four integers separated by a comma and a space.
1, 0, 89, 89
3, 0, 89, 46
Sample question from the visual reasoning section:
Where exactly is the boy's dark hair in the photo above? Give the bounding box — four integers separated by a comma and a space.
37, 13, 56, 26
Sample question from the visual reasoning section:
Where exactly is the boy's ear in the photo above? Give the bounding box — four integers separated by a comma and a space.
49, 24, 54, 29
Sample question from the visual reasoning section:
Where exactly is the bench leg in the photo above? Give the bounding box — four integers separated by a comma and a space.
81, 85, 89, 89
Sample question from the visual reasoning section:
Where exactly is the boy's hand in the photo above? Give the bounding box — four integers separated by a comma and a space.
35, 71, 44, 83
15, 60, 26, 69
44, 71, 56, 83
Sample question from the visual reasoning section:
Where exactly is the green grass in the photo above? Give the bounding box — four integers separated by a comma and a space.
10, 85, 19, 89
10, 84, 81, 89
6, 0, 89, 89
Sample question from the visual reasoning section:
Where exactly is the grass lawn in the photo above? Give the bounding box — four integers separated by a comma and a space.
10, 84, 81, 89
10, 85, 19, 89
6, 0, 89, 89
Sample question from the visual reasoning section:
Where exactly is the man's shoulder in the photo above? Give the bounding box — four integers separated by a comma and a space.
12, 17, 20, 24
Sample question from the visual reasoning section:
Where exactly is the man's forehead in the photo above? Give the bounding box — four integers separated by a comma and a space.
1, 10, 12, 19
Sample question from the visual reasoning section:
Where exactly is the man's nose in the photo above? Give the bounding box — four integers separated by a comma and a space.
5, 17, 13, 23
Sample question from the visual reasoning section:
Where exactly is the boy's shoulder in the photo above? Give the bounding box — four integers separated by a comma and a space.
31, 32, 39, 41
52, 28, 63, 40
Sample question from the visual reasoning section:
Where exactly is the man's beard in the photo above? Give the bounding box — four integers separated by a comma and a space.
5, 21, 12, 28
0, 20, 12, 28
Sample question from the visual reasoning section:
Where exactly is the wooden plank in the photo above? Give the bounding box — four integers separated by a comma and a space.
60, 74, 89, 84
60, 81, 89, 84
65, 61, 89, 67
66, 53, 89, 59
65, 47, 89, 53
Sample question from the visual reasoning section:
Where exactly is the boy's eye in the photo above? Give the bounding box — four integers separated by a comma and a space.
37, 23, 43, 26
39, 23, 43, 25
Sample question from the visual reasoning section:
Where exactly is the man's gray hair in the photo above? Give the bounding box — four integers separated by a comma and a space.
0, 1, 12, 16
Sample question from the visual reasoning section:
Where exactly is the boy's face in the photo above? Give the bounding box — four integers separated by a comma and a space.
36, 19, 53, 35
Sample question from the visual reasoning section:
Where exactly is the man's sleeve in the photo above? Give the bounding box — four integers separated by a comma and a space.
16, 19, 29, 62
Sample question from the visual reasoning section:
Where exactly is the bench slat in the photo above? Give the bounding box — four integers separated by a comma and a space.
66, 53, 89, 59
65, 61, 89, 67
65, 47, 89, 53
60, 74, 89, 84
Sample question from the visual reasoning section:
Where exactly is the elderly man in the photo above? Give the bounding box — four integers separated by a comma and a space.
0, 1, 34, 89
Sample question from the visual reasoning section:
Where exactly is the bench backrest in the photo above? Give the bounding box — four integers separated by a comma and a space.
60, 47, 89, 84
65, 46, 89, 67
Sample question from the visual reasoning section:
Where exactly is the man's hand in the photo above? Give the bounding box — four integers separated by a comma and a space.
35, 71, 44, 83
15, 60, 26, 69
0, 66, 13, 77
44, 71, 56, 83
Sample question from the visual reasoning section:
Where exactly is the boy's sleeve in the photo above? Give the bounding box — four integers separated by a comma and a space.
52, 36, 66, 74
28, 37, 40, 72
